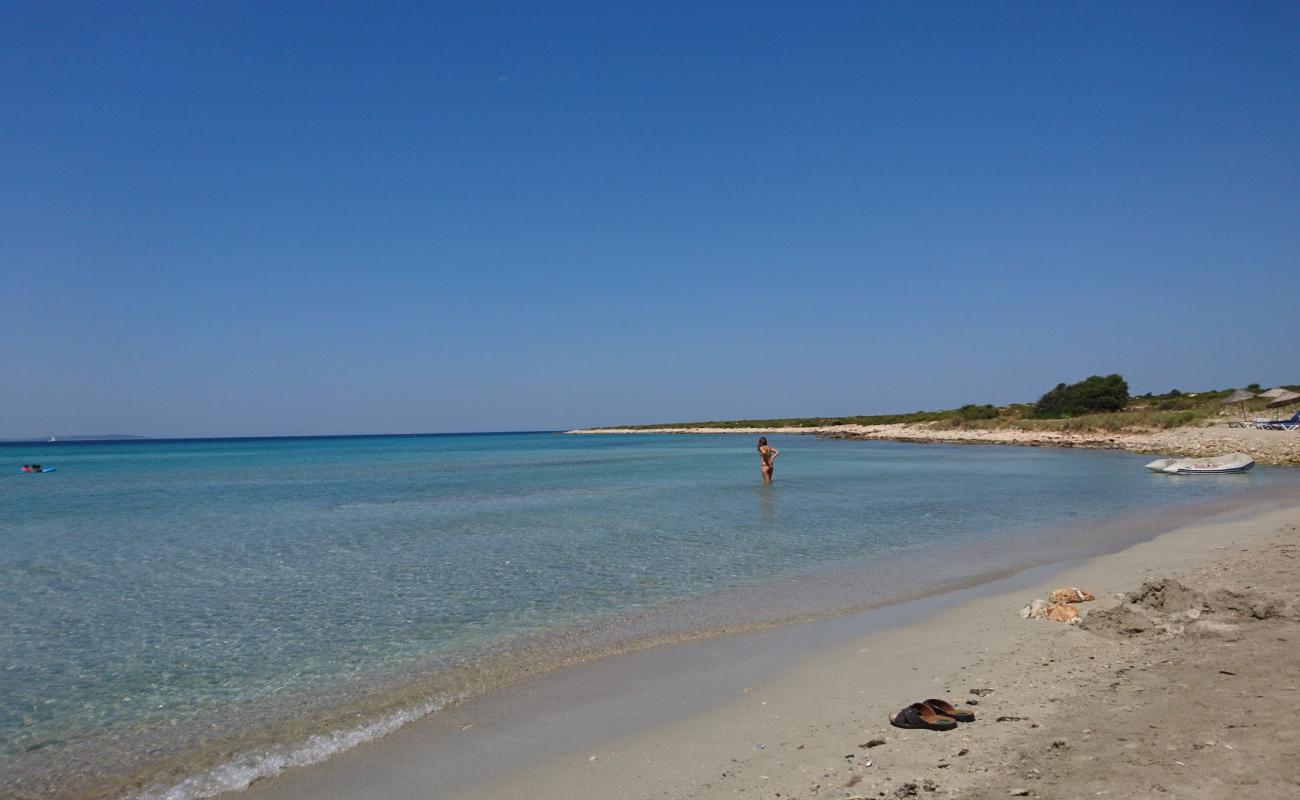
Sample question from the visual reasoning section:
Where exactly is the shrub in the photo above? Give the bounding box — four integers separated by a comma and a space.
957, 403, 1000, 421
1034, 374, 1130, 418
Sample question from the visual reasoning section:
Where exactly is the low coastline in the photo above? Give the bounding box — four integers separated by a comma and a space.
568, 422, 1300, 466
243, 490, 1300, 800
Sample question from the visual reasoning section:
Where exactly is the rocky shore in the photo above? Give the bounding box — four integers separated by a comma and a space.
569, 422, 1300, 466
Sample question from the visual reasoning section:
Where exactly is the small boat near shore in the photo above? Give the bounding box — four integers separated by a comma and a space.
1145, 453, 1254, 475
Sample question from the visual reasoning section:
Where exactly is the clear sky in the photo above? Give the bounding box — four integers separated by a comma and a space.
3, 1, 1298, 438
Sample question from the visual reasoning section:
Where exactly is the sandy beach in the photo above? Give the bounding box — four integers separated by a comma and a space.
242, 490, 1300, 800
569, 422, 1300, 466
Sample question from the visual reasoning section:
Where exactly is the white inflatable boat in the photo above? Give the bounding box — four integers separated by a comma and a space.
1144, 453, 1254, 475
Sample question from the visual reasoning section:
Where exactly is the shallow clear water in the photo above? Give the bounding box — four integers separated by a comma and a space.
1, 433, 1294, 798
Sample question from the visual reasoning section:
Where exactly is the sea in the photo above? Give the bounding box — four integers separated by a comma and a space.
2, 432, 1296, 799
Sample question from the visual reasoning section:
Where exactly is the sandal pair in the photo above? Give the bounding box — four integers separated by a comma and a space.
888, 699, 976, 731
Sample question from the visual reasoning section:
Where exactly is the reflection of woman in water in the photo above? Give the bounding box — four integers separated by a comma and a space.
757, 437, 780, 483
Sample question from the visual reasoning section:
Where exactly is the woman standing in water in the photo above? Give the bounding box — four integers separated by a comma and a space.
757, 437, 780, 483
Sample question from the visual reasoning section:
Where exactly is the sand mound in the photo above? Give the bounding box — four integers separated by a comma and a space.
1082, 578, 1293, 638
1204, 588, 1291, 620
1127, 578, 1207, 614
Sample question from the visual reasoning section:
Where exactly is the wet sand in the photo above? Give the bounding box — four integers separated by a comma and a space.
243, 494, 1300, 800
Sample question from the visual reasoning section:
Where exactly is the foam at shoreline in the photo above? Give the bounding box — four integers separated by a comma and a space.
131, 699, 451, 800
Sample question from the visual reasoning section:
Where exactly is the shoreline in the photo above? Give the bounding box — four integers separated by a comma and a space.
99, 469, 1268, 800
452, 493, 1300, 800
239, 489, 1300, 800
567, 422, 1300, 466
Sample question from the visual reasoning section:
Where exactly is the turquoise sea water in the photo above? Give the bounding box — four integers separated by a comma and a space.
2, 432, 1296, 799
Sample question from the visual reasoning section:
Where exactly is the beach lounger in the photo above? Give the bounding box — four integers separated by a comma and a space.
1250, 412, 1300, 430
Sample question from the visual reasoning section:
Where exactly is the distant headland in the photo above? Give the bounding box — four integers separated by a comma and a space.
569, 376, 1300, 466
0, 434, 149, 443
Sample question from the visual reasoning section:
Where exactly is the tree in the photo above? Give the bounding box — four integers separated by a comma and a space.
1034, 374, 1129, 417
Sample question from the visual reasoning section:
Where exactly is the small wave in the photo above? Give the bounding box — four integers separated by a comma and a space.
130, 694, 458, 800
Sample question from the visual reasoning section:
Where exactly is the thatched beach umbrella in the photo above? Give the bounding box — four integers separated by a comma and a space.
1255, 388, 1293, 421
1221, 389, 1256, 422
1265, 390, 1300, 410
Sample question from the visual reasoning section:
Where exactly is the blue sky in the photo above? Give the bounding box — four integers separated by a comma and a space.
3, 1, 1298, 437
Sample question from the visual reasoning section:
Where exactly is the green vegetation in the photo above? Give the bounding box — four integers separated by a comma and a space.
595, 381, 1299, 434
1033, 374, 1129, 417
957, 403, 1000, 421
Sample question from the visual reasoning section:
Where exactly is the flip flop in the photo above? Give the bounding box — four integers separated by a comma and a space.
889, 702, 957, 731
923, 698, 975, 723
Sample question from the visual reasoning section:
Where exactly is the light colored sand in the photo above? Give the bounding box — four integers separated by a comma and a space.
569, 422, 1300, 465
243, 497, 1300, 800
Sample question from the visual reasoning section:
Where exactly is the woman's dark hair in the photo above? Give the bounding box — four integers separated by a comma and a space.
757, 437, 767, 448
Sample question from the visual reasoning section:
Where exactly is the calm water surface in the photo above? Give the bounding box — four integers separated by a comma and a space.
2, 433, 1295, 799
